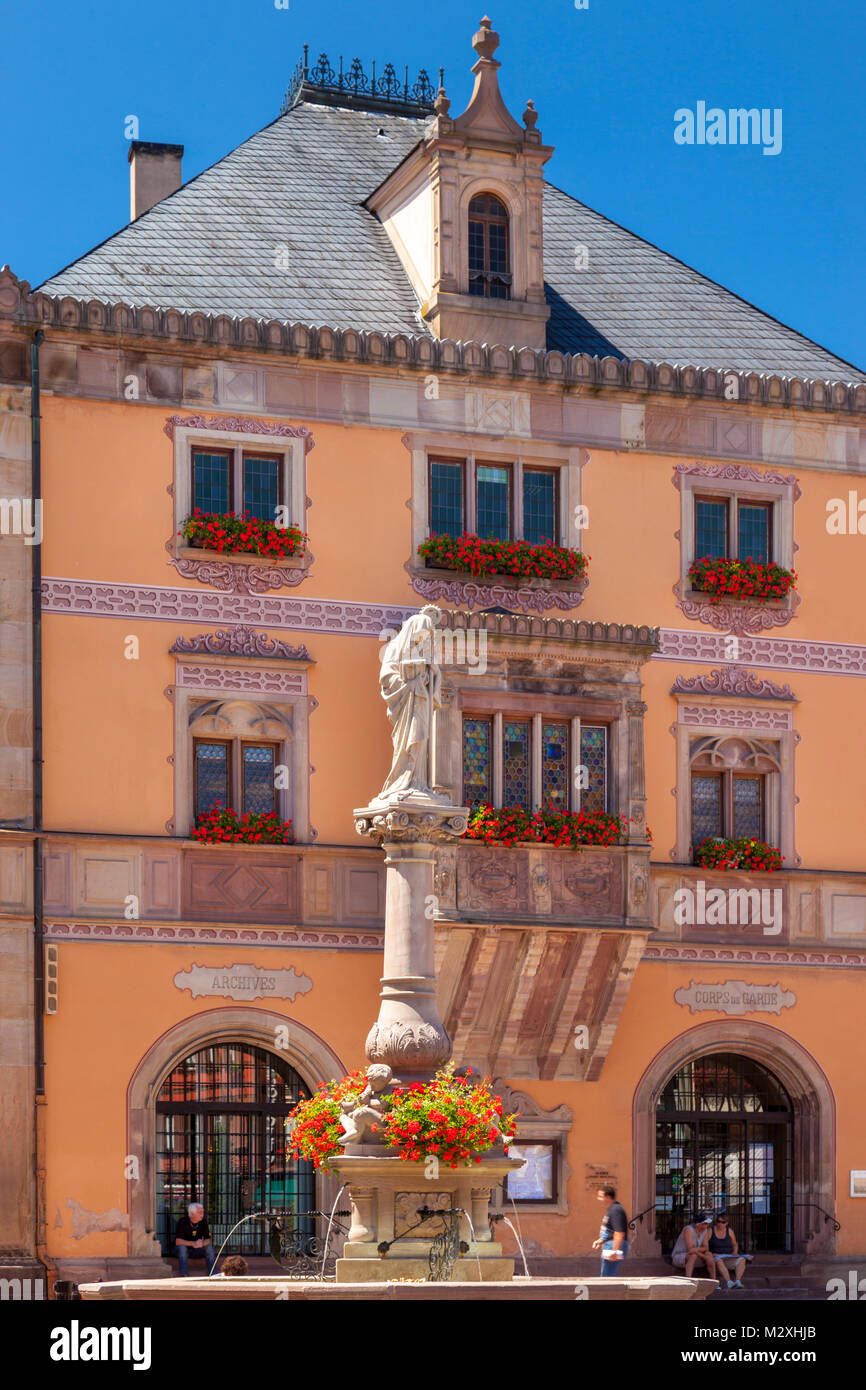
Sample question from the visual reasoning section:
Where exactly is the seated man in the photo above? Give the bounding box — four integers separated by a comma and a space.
671, 1212, 716, 1279
174, 1202, 216, 1277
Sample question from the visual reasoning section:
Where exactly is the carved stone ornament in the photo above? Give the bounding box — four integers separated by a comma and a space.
170, 555, 313, 594
673, 461, 802, 500
365, 1020, 451, 1071
354, 806, 469, 846
163, 413, 315, 451
409, 567, 589, 614
169, 627, 312, 661
670, 665, 796, 700
677, 592, 800, 635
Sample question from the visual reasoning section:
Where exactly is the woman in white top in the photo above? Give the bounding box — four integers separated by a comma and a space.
671, 1212, 716, 1278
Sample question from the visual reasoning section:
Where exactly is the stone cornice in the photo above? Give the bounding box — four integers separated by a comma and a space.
163, 412, 315, 451
670, 665, 796, 701
2, 269, 864, 415
439, 608, 659, 652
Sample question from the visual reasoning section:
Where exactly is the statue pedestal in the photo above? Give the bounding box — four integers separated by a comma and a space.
329, 1151, 520, 1283
354, 797, 468, 1081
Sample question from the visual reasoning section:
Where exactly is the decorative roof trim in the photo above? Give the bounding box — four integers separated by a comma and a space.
670, 665, 796, 701
169, 627, 312, 661
438, 608, 659, 650
2, 270, 863, 415
282, 46, 439, 117
163, 412, 315, 451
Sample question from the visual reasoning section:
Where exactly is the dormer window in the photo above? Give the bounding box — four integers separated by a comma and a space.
468, 193, 511, 299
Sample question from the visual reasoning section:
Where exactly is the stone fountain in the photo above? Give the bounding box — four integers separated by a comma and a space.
334, 605, 518, 1281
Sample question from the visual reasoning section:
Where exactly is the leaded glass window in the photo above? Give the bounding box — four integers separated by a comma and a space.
476, 465, 510, 542
732, 776, 763, 839
691, 773, 722, 842
738, 505, 770, 564
463, 718, 492, 807
541, 722, 569, 810
194, 740, 230, 815
523, 469, 557, 545
243, 744, 277, 816
192, 450, 231, 514
242, 453, 280, 522
695, 498, 727, 558
430, 460, 464, 536
503, 720, 530, 807
580, 725, 608, 815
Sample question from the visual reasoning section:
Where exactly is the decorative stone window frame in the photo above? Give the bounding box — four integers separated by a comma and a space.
669, 677, 799, 866
488, 1080, 572, 1217
164, 414, 314, 593
165, 644, 316, 841
673, 461, 801, 634
404, 431, 588, 613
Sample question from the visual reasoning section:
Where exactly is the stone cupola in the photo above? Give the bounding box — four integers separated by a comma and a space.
366, 16, 553, 349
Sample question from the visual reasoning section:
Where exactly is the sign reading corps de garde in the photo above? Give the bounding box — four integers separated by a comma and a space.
674, 980, 795, 1016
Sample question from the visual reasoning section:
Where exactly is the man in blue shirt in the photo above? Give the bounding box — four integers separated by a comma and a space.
592, 1185, 629, 1276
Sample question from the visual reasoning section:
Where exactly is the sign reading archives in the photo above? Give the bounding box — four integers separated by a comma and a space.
674, 980, 795, 1016
173, 963, 312, 1002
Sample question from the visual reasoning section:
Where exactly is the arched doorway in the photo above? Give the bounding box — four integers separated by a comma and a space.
155, 1042, 314, 1257
630, 1022, 836, 1259
655, 1052, 792, 1253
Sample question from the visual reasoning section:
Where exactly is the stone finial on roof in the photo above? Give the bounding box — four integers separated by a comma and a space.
454, 14, 524, 140
523, 99, 538, 130
434, 83, 451, 117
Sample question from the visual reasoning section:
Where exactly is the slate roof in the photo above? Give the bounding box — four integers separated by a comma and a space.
39, 99, 864, 380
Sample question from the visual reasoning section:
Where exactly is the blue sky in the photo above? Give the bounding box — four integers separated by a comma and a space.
2, 0, 863, 370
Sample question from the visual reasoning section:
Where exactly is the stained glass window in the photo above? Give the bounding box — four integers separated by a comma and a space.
430, 461, 464, 536
243, 744, 276, 816
580, 725, 607, 814
194, 741, 229, 815
691, 773, 723, 842
523, 470, 557, 545
503, 720, 530, 807
733, 776, 763, 839
463, 718, 492, 808
695, 498, 727, 558
476, 466, 510, 542
541, 722, 569, 810
192, 451, 231, 514
242, 454, 280, 523
738, 505, 770, 564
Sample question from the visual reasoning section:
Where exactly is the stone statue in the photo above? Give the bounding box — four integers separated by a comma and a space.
338, 1063, 398, 1147
373, 605, 446, 805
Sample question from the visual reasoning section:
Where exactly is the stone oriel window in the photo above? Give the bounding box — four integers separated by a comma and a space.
460, 711, 608, 813
468, 192, 511, 299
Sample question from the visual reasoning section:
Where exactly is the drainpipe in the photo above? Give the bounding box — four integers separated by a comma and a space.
30, 329, 52, 1292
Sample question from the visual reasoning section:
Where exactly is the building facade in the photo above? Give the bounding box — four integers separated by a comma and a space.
1, 19, 865, 1287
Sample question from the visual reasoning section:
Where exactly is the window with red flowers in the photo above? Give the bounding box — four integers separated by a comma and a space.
689, 736, 781, 852
462, 714, 607, 814
429, 457, 559, 544
193, 738, 280, 819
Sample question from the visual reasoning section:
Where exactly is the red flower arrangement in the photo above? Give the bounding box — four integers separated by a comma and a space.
688, 555, 796, 605
693, 836, 783, 872
180, 510, 307, 561
418, 533, 588, 583
464, 803, 631, 849
192, 805, 295, 844
288, 1065, 519, 1171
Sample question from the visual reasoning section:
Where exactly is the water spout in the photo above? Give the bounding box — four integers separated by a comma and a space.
458, 1208, 484, 1283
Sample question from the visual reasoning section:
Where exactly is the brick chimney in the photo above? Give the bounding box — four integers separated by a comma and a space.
128, 141, 184, 221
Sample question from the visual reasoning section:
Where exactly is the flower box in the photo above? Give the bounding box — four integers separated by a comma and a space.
289, 1064, 518, 1171
180, 510, 307, 562
464, 804, 633, 849
192, 806, 295, 845
693, 836, 783, 872
688, 556, 796, 605
418, 533, 588, 583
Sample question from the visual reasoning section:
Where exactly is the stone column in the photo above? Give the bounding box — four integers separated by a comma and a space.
354, 800, 468, 1079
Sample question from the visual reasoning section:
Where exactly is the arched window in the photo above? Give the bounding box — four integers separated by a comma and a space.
656, 1052, 792, 1253
689, 735, 780, 849
468, 193, 511, 299
155, 1043, 313, 1256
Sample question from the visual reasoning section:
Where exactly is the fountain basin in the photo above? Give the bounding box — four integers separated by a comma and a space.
326, 1151, 521, 1283
77, 1276, 717, 1301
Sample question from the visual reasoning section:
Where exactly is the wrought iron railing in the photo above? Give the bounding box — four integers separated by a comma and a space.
282, 46, 442, 116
